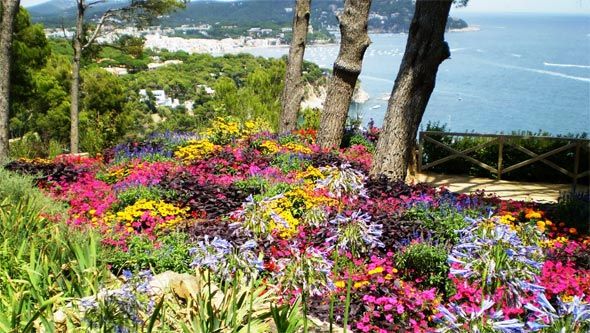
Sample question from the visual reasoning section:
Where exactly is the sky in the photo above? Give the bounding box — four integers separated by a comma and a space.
20, 0, 590, 14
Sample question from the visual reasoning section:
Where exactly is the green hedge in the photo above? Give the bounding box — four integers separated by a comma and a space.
420, 122, 589, 184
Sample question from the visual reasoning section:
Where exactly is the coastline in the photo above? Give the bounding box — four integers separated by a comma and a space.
448, 25, 481, 33
144, 27, 479, 55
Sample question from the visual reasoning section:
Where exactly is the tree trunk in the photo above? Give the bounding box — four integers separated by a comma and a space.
70, 0, 84, 154
371, 0, 452, 180
316, 0, 371, 149
279, 0, 311, 134
0, 0, 19, 160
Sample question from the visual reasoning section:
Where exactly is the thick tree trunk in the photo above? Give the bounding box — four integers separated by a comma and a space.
279, 0, 311, 134
70, 1, 84, 154
316, 0, 371, 149
371, 0, 452, 180
0, 0, 19, 160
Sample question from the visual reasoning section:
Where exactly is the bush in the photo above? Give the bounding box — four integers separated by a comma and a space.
114, 185, 174, 211
404, 204, 469, 247
395, 243, 452, 295
550, 191, 590, 235
0, 167, 66, 215
0, 194, 107, 331
102, 232, 195, 274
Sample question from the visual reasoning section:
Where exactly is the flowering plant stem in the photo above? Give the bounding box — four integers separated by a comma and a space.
247, 275, 254, 333
329, 294, 335, 333
343, 271, 352, 333
329, 250, 341, 333
302, 259, 309, 333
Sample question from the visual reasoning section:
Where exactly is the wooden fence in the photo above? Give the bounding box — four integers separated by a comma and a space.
418, 131, 590, 190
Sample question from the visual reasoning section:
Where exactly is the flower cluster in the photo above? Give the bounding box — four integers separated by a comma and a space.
174, 139, 220, 163
189, 236, 263, 278
109, 199, 188, 233
80, 270, 155, 332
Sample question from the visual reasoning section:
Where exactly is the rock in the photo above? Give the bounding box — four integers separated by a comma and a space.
308, 316, 346, 333
149, 271, 224, 306
54, 310, 68, 333
352, 85, 370, 104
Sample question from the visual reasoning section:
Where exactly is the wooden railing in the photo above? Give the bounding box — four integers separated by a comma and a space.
418, 131, 590, 189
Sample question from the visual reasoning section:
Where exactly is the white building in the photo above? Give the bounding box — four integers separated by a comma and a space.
139, 89, 180, 108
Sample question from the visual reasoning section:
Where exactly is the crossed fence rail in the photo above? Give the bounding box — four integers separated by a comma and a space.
417, 131, 590, 190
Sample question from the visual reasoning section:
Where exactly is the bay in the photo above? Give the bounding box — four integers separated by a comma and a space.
232, 13, 590, 135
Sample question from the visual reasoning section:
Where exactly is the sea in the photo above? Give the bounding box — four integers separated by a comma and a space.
232, 13, 590, 135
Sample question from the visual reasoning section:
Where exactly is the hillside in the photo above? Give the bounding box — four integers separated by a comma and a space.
29, 0, 468, 34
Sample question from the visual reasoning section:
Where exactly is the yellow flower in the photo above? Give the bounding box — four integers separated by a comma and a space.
202, 117, 271, 144
353, 281, 370, 289
175, 139, 219, 162
525, 210, 542, 220
114, 199, 188, 231
561, 295, 574, 303
334, 281, 346, 288
282, 142, 313, 155
536, 221, 546, 232
368, 266, 384, 275
260, 140, 280, 154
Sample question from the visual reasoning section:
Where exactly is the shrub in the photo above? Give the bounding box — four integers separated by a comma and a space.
0, 196, 107, 331
103, 232, 194, 274
395, 243, 451, 294
0, 167, 65, 215
404, 204, 468, 246
114, 185, 174, 211
550, 191, 590, 235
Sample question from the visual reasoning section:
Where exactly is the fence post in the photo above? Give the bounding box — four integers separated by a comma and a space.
572, 142, 580, 192
418, 132, 424, 173
497, 136, 504, 180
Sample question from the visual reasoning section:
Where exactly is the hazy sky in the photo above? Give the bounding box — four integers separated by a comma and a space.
21, 0, 590, 14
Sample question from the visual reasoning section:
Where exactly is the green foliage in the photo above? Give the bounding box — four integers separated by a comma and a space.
8, 7, 51, 139
271, 153, 311, 174
102, 232, 194, 275
28, 54, 72, 144
0, 191, 107, 331
0, 167, 65, 214
259, 182, 295, 199
348, 134, 375, 152
7, 32, 325, 155
404, 204, 470, 246
270, 299, 304, 333
113, 186, 174, 211
298, 107, 320, 130
8, 132, 44, 159
176, 275, 272, 333
551, 192, 590, 234
80, 67, 148, 153
395, 243, 452, 294
234, 176, 270, 195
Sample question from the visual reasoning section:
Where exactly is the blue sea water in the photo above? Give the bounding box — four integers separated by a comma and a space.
240, 13, 590, 135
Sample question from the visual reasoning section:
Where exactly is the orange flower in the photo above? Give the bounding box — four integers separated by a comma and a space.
569, 228, 578, 235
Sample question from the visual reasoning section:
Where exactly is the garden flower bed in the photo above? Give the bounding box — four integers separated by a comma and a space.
4, 118, 590, 332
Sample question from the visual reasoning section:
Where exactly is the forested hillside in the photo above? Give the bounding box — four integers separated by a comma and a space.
29, 0, 468, 34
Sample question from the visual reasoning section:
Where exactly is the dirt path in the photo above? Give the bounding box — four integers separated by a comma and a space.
413, 172, 588, 203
